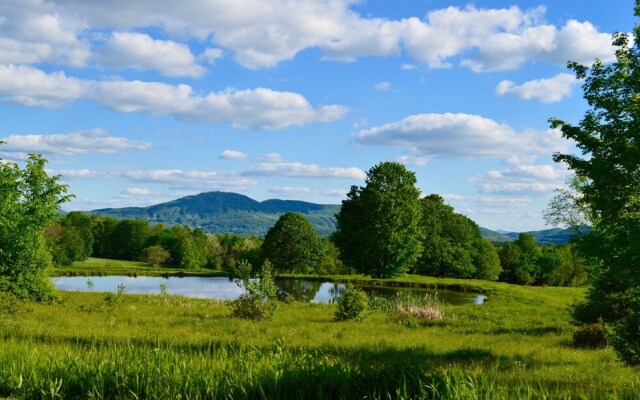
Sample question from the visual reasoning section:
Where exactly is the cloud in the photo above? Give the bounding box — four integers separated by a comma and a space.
122, 169, 257, 190
46, 169, 113, 180
496, 73, 578, 103
0, 66, 348, 129
220, 149, 248, 160
6, 1, 615, 71
245, 162, 366, 179
374, 81, 391, 91
1, 128, 150, 156
202, 48, 224, 65
0, 64, 87, 108
469, 163, 568, 195
401, 63, 417, 70
95, 32, 206, 77
260, 152, 284, 163
355, 113, 570, 160
0, 1, 90, 66
121, 187, 154, 196
91, 81, 350, 129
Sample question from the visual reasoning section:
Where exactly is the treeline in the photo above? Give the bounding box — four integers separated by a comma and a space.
407, 195, 586, 286
45, 209, 586, 287
45, 212, 347, 275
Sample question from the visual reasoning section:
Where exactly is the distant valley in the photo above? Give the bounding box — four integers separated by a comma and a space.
90, 191, 583, 243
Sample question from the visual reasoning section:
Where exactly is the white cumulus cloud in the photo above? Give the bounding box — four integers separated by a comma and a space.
496, 73, 578, 103
0, 64, 87, 108
1, 128, 150, 156
245, 162, 366, 179
0, 66, 348, 130
220, 149, 248, 160
123, 169, 257, 190
95, 32, 206, 77
355, 113, 570, 160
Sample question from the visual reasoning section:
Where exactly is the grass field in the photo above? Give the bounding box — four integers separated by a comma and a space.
52, 257, 226, 278
1, 273, 639, 399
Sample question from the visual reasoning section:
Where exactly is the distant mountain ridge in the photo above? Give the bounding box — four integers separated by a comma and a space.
90, 191, 340, 237
480, 226, 588, 245
90, 191, 584, 243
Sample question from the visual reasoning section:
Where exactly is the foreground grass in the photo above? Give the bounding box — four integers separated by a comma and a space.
52, 257, 226, 278
1, 279, 639, 399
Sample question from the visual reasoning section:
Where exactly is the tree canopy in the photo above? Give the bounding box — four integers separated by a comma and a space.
0, 148, 72, 301
549, 0, 640, 364
262, 212, 324, 274
334, 162, 423, 278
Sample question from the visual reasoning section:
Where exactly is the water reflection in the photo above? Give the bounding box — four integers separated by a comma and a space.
51, 276, 486, 305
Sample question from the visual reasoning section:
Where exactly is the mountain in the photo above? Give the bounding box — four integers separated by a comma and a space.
480, 226, 588, 245
90, 191, 340, 237
90, 191, 585, 243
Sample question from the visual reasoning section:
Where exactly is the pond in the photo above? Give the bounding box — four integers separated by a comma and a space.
51, 276, 487, 305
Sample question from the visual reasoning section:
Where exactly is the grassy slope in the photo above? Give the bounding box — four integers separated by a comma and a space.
1, 274, 639, 399
51, 257, 226, 277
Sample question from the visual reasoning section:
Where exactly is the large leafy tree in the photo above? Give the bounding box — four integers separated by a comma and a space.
416, 195, 479, 278
262, 212, 324, 274
549, 1, 640, 364
334, 162, 422, 278
0, 148, 72, 301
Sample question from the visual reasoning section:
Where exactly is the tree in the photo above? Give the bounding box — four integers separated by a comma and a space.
548, 1, 640, 364
140, 245, 171, 268
0, 148, 72, 301
498, 233, 541, 285
334, 162, 422, 278
415, 194, 479, 278
262, 212, 324, 274
472, 238, 502, 281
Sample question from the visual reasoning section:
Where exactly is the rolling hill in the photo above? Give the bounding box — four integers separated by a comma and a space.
90, 191, 340, 237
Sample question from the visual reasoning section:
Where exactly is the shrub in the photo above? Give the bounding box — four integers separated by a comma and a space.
334, 288, 368, 321
573, 323, 608, 349
610, 296, 640, 365
231, 260, 278, 320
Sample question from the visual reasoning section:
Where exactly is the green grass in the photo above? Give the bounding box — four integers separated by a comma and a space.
2, 276, 639, 399
52, 257, 226, 278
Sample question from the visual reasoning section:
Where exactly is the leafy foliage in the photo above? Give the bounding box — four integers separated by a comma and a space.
334, 162, 423, 278
231, 260, 279, 320
416, 194, 500, 280
573, 323, 608, 349
140, 245, 171, 268
262, 212, 325, 274
334, 287, 368, 321
0, 149, 71, 301
548, 0, 640, 364
45, 212, 94, 266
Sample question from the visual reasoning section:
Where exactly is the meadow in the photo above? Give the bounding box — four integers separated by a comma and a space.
52, 257, 225, 278
1, 273, 639, 399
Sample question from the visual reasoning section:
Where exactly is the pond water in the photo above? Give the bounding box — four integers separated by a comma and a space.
51, 276, 486, 305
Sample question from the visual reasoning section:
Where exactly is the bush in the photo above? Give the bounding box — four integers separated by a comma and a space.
334, 288, 368, 321
231, 260, 278, 320
610, 296, 640, 365
573, 323, 608, 349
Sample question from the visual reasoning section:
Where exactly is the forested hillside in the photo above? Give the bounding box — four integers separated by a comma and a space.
90, 191, 340, 237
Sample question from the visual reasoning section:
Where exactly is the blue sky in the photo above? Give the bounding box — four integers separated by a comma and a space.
0, 0, 635, 231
